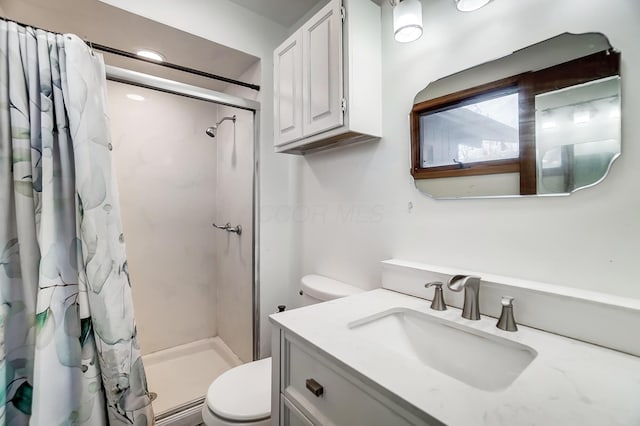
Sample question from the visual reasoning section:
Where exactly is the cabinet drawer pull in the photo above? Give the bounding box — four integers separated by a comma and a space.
305, 378, 324, 397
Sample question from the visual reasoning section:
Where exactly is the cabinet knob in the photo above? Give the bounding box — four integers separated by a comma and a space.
305, 378, 324, 397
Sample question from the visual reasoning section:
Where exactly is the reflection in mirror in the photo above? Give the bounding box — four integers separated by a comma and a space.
410, 33, 621, 199
420, 89, 520, 168
536, 76, 621, 194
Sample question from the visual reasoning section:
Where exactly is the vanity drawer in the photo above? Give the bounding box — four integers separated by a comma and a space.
282, 334, 425, 426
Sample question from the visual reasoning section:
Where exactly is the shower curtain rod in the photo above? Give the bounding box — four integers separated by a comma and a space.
0, 16, 261, 92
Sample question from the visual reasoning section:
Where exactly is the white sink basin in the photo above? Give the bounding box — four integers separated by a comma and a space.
348, 308, 537, 391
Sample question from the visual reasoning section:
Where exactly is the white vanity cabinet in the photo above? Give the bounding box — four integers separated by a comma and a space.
271, 328, 435, 426
271, 286, 640, 426
273, 0, 382, 154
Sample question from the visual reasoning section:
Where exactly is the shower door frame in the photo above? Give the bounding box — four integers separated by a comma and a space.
105, 65, 263, 360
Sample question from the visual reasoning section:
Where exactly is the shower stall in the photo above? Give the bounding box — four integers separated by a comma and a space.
106, 68, 260, 422
0, 1, 262, 422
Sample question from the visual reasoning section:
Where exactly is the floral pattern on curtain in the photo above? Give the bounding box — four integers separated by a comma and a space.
0, 21, 153, 425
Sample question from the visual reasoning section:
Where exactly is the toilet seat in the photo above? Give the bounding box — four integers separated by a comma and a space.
204, 358, 271, 424
201, 407, 271, 426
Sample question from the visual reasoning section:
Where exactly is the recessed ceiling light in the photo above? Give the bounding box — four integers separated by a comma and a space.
136, 49, 165, 62
126, 94, 145, 102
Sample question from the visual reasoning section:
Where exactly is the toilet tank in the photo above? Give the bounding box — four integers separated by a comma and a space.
300, 274, 364, 306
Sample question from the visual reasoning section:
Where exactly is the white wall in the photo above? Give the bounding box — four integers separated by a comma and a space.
98, 0, 299, 358
295, 0, 640, 300
108, 80, 220, 354
100, 0, 640, 361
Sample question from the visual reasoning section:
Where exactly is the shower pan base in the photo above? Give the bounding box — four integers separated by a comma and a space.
143, 337, 242, 419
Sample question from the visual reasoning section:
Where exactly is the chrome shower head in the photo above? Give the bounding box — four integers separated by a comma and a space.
205, 115, 236, 139
205, 126, 217, 138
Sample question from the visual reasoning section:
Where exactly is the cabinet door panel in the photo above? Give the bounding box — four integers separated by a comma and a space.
274, 31, 303, 146
302, 0, 343, 137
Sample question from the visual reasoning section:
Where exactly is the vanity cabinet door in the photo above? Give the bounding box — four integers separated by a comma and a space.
301, 0, 344, 138
281, 395, 315, 426
282, 335, 423, 426
274, 31, 303, 146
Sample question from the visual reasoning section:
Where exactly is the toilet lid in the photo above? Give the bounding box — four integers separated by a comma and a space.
301, 274, 364, 301
206, 357, 271, 421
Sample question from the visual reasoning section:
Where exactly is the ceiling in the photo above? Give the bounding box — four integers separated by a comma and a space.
228, 0, 386, 29
0, 0, 388, 91
0, 0, 261, 92
229, 0, 325, 28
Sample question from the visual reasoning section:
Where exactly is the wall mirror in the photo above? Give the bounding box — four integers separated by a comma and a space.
410, 33, 621, 199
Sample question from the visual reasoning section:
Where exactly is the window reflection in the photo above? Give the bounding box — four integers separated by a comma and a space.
420, 91, 520, 168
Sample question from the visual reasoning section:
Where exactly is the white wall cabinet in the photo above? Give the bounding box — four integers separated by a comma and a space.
301, 1, 343, 138
273, 0, 382, 154
274, 31, 303, 145
271, 328, 436, 426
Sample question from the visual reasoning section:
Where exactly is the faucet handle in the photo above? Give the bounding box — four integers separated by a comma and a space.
425, 281, 447, 311
496, 296, 518, 332
500, 296, 514, 307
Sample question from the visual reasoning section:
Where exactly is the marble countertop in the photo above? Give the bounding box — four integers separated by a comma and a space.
270, 289, 640, 426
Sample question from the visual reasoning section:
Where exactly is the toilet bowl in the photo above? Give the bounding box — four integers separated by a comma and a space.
202, 275, 363, 425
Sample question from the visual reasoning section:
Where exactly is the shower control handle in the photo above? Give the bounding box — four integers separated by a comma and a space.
212, 222, 242, 235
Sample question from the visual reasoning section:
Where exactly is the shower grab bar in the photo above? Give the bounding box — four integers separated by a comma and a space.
212, 222, 242, 236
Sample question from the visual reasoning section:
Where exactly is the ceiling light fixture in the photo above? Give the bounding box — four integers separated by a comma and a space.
392, 0, 423, 43
609, 107, 620, 119
126, 94, 145, 102
454, 0, 492, 12
136, 49, 165, 62
573, 109, 591, 125
540, 110, 556, 130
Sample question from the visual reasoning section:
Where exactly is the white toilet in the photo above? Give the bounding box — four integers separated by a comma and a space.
201, 274, 363, 425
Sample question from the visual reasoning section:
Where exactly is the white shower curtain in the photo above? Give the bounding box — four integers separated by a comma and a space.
0, 20, 153, 425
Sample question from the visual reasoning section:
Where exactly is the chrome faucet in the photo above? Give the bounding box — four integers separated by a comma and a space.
447, 275, 481, 320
